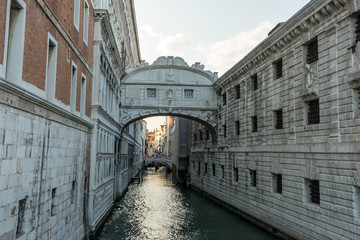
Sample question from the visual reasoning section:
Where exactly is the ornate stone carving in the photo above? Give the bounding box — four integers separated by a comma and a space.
304, 63, 319, 94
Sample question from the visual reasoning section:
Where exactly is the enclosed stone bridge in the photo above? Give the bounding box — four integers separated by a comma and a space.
119, 56, 219, 142
143, 156, 173, 169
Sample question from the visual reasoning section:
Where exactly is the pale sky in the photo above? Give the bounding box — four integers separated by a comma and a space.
135, 0, 311, 130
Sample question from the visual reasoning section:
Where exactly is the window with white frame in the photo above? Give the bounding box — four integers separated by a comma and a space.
46, 34, 58, 101
74, 0, 80, 30
6, 0, 26, 83
70, 62, 77, 112
83, 1, 89, 44
80, 74, 86, 116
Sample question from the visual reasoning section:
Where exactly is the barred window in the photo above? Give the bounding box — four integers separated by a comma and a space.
234, 84, 240, 99
356, 14, 360, 44
212, 164, 216, 176
234, 167, 239, 182
251, 116, 258, 132
273, 174, 282, 194
235, 121, 240, 135
147, 88, 156, 98
205, 163, 208, 173
193, 161, 195, 170
206, 129, 210, 140
193, 133, 197, 142
198, 162, 201, 175
309, 180, 320, 204
275, 109, 283, 129
221, 165, 225, 178
222, 93, 227, 105
307, 99, 320, 125
223, 124, 227, 138
250, 170, 256, 187
184, 89, 194, 98
275, 58, 283, 79
307, 38, 318, 64
252, 74, 258, 91
199, 130, 203, 141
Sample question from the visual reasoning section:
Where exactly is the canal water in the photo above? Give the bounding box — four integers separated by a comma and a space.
99, 167, 278, 240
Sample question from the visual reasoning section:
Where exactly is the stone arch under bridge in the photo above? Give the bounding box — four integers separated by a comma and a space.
119, 56, 218, 142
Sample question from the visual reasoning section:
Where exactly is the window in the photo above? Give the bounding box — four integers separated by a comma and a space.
275, 109, 283, 129
212, 164, 216, 176
306, 179, 320, 204
74, 0, 80, 30
252, 74, 258, 91
273, 174, 282, 194
250, 170, 256, 187
198, 162, 200, 175
221, 165, 225, 178
307, 38, 318, 64
235, 121, 240, 135
70, 62, 78, 112
274, 58, 283, 79
184, 89, 194, 98
16, 199, 26, 238
354, 88, 360, 116
204, 163, 208, 173
199, 130, 202, 141
71, 181, 76, 204
147, 88, 156, 98
307, 99, 320, 125
83, 1, 89, 44
234, 84, 240, 99
354, 186, 360, 218
46, 34, 58, 101
193, 133, 197, 142
233, 167, 238, 182
6, 0, 26, 83
51, 188, 57, 216
222, 93, 227, 105
192, 161, 195, 170
206, 129, 210, 140
223, 124, 227, 138
251, 116, 258, 132
80, 74, 86, 116
356, 14, 360, 45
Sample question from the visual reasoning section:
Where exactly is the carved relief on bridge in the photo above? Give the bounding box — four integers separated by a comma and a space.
119, 57, 218, 132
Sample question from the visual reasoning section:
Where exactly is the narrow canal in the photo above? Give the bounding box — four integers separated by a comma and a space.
99, 167, 278, 240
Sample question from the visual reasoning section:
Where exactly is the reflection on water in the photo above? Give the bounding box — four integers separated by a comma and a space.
99, 167, 278, 240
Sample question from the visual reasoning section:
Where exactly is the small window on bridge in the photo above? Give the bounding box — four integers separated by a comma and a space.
233, 168, 238, 182
235, 121, 240, 135
198, 162, 201, 175
204, 163, 208, 173
223, 124, 227, 138
212, 164, 216, 176
206, 129, 210, 140
193, 161, 195, 170
273, 174, 282, 194
147, 88, 157, 98
251, 116, 258, 132
184, 89, 194, 98
221, 165, 225, 178
199, 130, 203, 141
193, 133, 197, 142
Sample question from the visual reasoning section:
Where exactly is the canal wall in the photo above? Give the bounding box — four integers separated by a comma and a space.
190, 1, 360, 239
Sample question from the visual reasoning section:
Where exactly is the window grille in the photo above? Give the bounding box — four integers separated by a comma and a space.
307, 38, 318, 64
199, 130, 203, 141
221, 165, 225, 178
310, 180, 320, 204
184, 89, 194, 98
252, 74, 258, 91
223, 124, 227, 138
234, 168, 239, 182
206, 129, 210, 140
275, 109, 283, 129
275, 59, 283, 79
235, 121, 240, 135
275, 174, 282, 194
147, 88, 156, 98
252, 116, 258, 132
235, 84, 240, 99
212, 164, 216, 176
222, 93, 227, 105
356, 14, 360, 44
198, 162, 201, 175
205, 163, 208, 173
308, 99, 320, 125
250, 170, 256, 187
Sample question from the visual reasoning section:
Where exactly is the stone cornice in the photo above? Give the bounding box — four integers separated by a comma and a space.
215, 0, 349, 90
36, 0, 94, 76
0, 78, 93, 130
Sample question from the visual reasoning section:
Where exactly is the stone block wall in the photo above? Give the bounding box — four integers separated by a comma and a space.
0, 82, 91, 240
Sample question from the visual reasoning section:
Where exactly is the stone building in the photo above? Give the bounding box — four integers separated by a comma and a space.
88, 0, 142, 235
0, 0, 94, 239
190, 0, 360, 239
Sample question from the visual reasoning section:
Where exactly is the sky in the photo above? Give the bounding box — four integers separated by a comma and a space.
135, 0, 311, 130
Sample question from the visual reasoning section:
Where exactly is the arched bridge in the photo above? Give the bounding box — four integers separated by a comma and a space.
143, 156, 173, 169
119, 56, 218, 142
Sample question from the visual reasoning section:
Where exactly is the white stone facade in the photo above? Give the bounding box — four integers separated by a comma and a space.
190, 1, 360, 239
